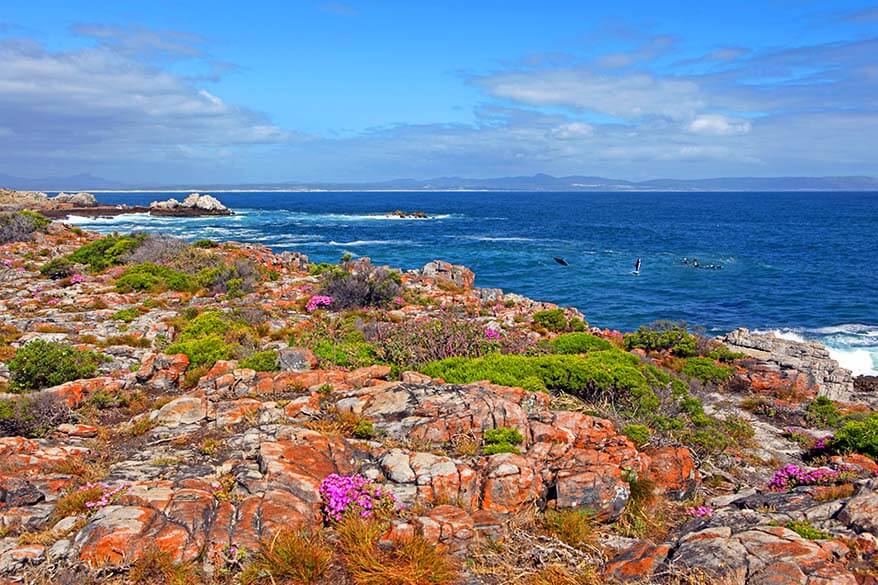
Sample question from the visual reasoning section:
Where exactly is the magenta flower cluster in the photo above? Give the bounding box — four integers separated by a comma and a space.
768, 464, 839, 491
80, 481, 130, 510
69, 274, 87, 284
485, 328, 502, 340
319, 473, 396, 522
813, 435, 832, 450
306, 295, 333, 312
685, 505, 714, 518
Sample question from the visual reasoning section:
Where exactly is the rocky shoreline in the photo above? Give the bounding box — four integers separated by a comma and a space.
0, 213, 875, 584
1, 189, 232, 219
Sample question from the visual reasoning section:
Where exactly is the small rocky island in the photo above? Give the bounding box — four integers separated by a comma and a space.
0, 188, 231, 219
387, 209, 429, 218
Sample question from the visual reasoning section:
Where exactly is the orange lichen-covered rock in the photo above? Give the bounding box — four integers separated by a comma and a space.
646, 446, 700, 500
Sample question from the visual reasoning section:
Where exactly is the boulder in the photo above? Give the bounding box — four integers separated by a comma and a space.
720, 328, 854, 400
52, 192, 97, 207
418, 260, 475, 290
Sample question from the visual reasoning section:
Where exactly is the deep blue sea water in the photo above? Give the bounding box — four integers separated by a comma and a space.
67, 191, 878, 374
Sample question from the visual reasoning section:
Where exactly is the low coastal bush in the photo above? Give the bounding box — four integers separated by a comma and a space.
166, 311, 257, 368
622, 423, 652, 447
67, 233, 146, 271
549, 332, 612, 354
123, 234, 187, 265
680, 357, 733, 384
312, 339, 377, 368
422, 351, 659, 413
829, 413, 878, 459
805, 396, 842, 428
111, 308, 143, 323
483, 426, 524, 455
366, 313, 532, 368
319, 265, 401, 310
8, 340, 103, 391
239, 350, 280, 372
0, 393, 72, 437
708, 345, 747, 362
0, 210, 50, 244
624, 322, 697, 357
532, 308, 587, 332
199, 258, 262, 296
115, 262, 196, 293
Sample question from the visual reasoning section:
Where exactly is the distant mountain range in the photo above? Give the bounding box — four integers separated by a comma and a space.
2, 172, 878, 192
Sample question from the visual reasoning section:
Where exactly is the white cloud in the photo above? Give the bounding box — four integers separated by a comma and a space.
687, 114, 752, 135
0, 35, 291, 175
477, 70, 704, 120
549, 122, 594, 140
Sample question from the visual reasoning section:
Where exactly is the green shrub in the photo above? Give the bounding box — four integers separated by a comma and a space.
8, 340, 103, 391
805, 396, 841, 428
165, 336, 234, 368
422, 351, 658, 413
351, 419, 375, 439
532, 309, 585, 332
312, 340, 377, 368
483, 426, 524, 455
115, 263, 195, 293
519, 375, 547, 392
67, 233, 146, 272
111, 308, 143, 323
785, 520, 828, 540
484, 427, 524, 445
830, 414, 878, 459
178, 311, 235, 342
681, 357, 733, 384
192, 239, 218, 248
708, 345, 747, 362
624, 322, 696, 357
622, 423, 651, 447
239, 350, 280, 372
550, 332, 611, 354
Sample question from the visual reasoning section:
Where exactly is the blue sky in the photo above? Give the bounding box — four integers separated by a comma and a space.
1, 0, 877, 183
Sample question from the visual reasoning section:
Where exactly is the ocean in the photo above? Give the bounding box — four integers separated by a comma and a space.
64, 190, 878, 375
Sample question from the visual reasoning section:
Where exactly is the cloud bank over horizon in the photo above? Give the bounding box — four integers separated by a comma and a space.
0, 1, 876, 184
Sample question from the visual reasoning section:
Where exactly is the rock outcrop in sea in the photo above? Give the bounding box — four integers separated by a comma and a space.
0, 214, 875, 584
149, 193, 231, 216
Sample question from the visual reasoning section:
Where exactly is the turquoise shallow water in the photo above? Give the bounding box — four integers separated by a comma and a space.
67, 191, 878, 374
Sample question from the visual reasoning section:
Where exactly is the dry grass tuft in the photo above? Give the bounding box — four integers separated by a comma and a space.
541, 508, 597, 550
241, 528, 333, 584
336, 515, 459, 585
128, 548, 202, 585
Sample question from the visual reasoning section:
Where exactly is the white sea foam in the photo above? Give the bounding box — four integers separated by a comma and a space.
759, 326, 878, 376
326, 239, 415, 246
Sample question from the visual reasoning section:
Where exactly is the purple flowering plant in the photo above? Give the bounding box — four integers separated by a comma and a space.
768, 464, 839, 491
319, 473, 397, 522
685, 505, 714, 518
79, 481, 130, 510
306, 295, 333, 312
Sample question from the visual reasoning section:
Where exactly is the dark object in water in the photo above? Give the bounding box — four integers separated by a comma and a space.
683, 257, 723, 270
633, 258, 641, 275
553, 257, 569, 266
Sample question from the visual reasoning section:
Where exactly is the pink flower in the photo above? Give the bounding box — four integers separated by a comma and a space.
768, 464, 839, 491
69, 274, 87, 284
306, 295, 333, 312
319, 473, 397, 522
685, 505, 713, 518
485, 328, 501, 340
